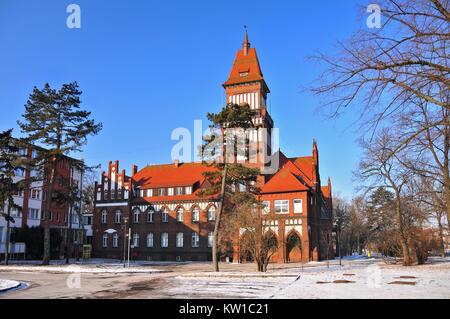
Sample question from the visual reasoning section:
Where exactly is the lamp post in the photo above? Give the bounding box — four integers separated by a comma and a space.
122, 217, 128, 268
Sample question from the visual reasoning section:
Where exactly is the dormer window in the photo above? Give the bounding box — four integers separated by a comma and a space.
239, 72, 249, 77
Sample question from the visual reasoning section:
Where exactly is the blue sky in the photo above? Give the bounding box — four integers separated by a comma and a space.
0, 0, 369, 199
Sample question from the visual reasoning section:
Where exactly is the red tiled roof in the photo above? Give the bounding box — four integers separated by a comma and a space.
289, 156, 314, 186
223, 47, 267, 88
261, 165, 310, 194
133, 162, 215, 189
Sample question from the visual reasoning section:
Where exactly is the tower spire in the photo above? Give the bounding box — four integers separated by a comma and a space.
243, 26, 250, 56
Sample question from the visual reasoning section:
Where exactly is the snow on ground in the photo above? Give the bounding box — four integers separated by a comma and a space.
273, 259, 450, 299
0, 263, 167, 273
0, 279, 21, 292
162, 258, 450, 299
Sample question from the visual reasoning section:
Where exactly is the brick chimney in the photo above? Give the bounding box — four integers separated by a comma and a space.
132, 164, 138, 176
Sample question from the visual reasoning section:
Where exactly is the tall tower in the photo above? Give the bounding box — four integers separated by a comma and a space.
223, 31, 274, 169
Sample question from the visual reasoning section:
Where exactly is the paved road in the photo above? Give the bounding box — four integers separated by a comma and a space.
0, 259, 378, 299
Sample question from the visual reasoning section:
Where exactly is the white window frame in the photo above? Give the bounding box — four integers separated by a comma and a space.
162, 209, 169, 223
207, 206, 216, 221
112, 233, 119, 247
293, 199, 303, 214
115, 210, 122, 224
262, 201, 270, 214
132, 233, 140, 247
102, 234, 108, 248
168, 188, 174, 196
101, 211, 107, 224
185, 186, 192, 195
176, 232, 184, 247
176, 208, 184, 222
161, 232, 169, 248
147, 233, 154, 247
274, 200, 289, 214
147, 209, 154, 223
133, 209, 140, 223
191, 232, 200, 248
192, 208, 200, 222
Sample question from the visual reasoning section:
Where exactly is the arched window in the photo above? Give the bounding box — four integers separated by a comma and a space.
161, 232, 169, 248
207, 206, 216, 221
115, 210, 122, 224
192, 207, 200, 222
162, 209, 169, 223
176, 208, 184, 222
112, 233, 119, 247
102, 234, 108, 247
101, 210, 107, 224
147, 233, 154, 248
147, 209, 154, 223
176, 232, 184, 247
191, 232, 199, 248
132, 233, 140, 247
133, 208, 140, 224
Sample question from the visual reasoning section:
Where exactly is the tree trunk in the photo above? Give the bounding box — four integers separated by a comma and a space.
212, 164, 228, 272
437, 214, 446, 258
395, 195, 411, 266
4, 205, 11, 265
43, 157, 57, 265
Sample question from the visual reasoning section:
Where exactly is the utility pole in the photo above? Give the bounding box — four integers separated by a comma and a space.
127, 227, 131, 268
122, 217, 128, 268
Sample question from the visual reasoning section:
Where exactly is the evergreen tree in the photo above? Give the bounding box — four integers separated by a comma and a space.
0, 129, 25, 265
200, 103, 260, 272
18, 82, 102, 265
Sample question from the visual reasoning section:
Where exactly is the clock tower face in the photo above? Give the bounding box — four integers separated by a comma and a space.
223, 31, 274, 169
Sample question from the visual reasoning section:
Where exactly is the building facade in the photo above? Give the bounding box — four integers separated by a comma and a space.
0, 141, 87, 258
92, 33, 333, 263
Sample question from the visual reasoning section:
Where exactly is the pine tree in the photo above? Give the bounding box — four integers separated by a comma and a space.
0, 129, 25, 265
200, 103, 261, 272
18, 82, 102, 265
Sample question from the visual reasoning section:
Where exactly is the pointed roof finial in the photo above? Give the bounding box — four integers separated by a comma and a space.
243, 25, 250, 56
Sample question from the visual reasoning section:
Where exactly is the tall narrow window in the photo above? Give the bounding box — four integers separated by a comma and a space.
115, 210, 122, 224
147, 209, 154, 223
147, 233, 154, 247
176, 208, 184, 222
112, 233, 119, 247
162, 209, 169, 223
176, 232, 184, 247
132, 233, 140, 247
207, 206, 216, 221
262, 201, 270, 214
293, 199, 303, 214
102, 210, 108, 224
102, 234, 108, 248
192, 232, 200, 248
161, 233, 169, 248
192, 207, 200, 223
133, 209, 140, 223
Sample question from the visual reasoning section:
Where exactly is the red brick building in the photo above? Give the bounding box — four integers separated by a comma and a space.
92, 33, 333, 263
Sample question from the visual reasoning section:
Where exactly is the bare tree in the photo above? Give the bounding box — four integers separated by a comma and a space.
357, 129, 416, 265
310, 0, 450, 225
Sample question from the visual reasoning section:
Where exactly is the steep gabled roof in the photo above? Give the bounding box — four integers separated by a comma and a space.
261, 164, 310, 194
223, 33, 269, 91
